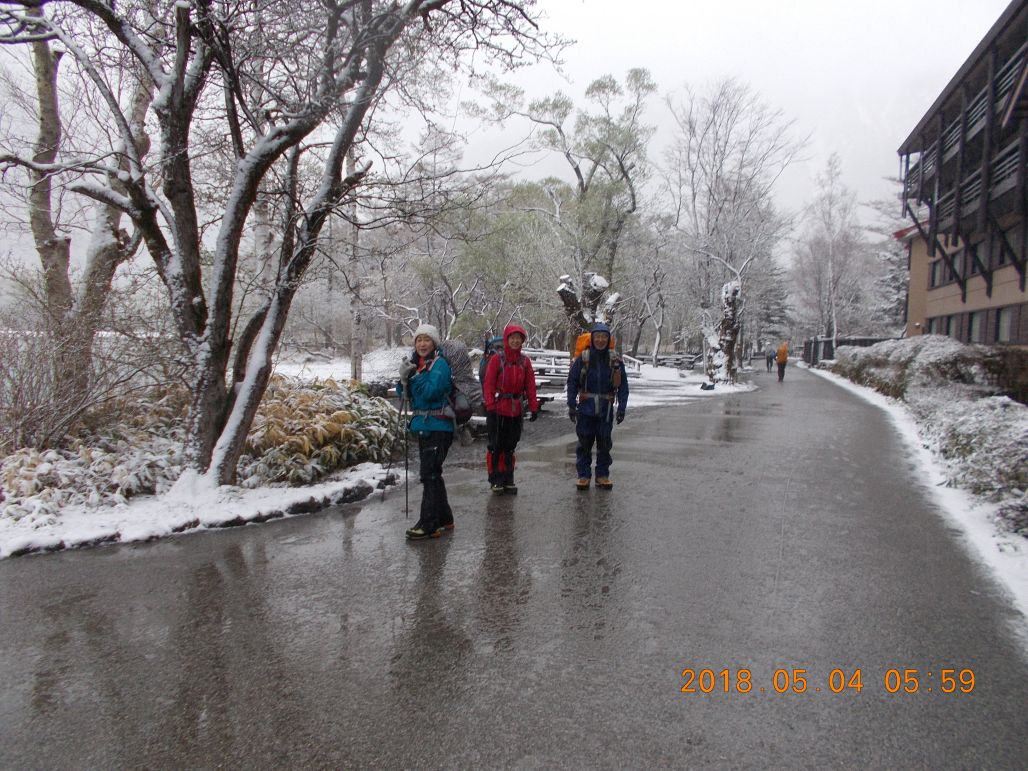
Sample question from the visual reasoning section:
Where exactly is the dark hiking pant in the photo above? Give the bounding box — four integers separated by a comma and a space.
777, 362, 787, 381
486, 412, 523, 485
576, 414, 614, 479
418, 431, 453, 529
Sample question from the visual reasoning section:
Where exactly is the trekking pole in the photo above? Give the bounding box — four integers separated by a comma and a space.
380, 386, 408, 501
403, 394, 410, 518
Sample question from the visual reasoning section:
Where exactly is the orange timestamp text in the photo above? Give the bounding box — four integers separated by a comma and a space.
679, 667, 976, 694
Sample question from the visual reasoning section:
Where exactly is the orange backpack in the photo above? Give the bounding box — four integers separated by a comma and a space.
574, 332, 623, 392
573, 331, 616, 359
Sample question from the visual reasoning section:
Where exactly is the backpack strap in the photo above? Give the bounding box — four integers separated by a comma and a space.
578, 348, 622, 398
495, 350, 532, 400
412, 406, 454, 420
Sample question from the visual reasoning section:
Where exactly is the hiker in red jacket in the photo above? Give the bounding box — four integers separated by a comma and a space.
481, 323, 539, 495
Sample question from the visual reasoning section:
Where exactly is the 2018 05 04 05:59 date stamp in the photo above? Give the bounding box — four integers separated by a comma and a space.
679, 667, 976, 694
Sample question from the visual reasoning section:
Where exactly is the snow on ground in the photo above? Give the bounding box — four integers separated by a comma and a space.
274, 348, 756, 406
630, 363, 756, 406
273, 347, 407, 382
0, 463, 396, 558
805, 364, 1028, 629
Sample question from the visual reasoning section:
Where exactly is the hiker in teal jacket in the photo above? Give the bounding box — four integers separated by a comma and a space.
397, 323, 455, 540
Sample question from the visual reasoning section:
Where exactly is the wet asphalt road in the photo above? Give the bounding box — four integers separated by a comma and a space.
2, 367, 1027, 769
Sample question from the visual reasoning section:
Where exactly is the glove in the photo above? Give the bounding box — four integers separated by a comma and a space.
568, 406, 577, 424
616, 411, 625, 425
528, 410, 538, 422
398, 357, 416, 383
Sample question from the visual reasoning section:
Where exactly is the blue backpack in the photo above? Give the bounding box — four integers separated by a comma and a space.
478, 336, 505, 385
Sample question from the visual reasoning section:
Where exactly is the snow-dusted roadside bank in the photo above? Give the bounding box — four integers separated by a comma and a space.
804, 364, 1028, 624
0, 464, 396, 559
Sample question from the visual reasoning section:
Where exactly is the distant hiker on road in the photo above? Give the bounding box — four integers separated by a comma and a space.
482, 323, 539, 495
397, 324, 454, 540
776, 341, 790, 382
566, 322, 629, 490
765, 349, 775, 373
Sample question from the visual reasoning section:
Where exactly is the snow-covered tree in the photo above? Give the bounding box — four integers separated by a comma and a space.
0, 1, 559, 485
790, 154, 880, 342
864, 181, 910, 335
480, 68, 655, 347
741, 256, 792, 353
663, 79, 802, 383
0, 17, 158, 449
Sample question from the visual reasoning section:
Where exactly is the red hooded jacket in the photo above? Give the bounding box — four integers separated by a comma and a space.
482, 323, 539, 417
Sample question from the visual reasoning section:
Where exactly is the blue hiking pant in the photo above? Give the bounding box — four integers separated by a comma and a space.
575, 414, 614, 479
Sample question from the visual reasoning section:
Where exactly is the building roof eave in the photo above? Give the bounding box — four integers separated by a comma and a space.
897, 0, 1026, 156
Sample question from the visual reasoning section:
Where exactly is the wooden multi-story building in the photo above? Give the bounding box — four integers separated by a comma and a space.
898, 0, 1027, 345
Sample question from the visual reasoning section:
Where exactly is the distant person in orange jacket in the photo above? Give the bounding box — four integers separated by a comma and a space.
482, 323, 539, 494
776, 341, 790, 382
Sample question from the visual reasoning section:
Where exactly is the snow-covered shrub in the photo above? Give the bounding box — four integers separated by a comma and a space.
932, 396, 1028, 494
0, 386, 189, 522
1, 377, 399, 522
236, 376, 398, 487
825, 335, 996, 400
824, 336, 1028, 535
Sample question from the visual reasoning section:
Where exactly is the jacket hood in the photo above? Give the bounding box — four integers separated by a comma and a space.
503, 323, 528, 342
503, 323, 528, 359
590, 322, 612, 350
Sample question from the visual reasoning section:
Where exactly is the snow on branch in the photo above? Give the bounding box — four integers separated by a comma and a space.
66, 182, 137, 215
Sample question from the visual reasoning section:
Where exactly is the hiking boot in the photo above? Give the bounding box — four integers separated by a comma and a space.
596, 477, 613, 489
490, 484, 506, 495
504, 484, 518, 495
576, 478, 590, 490
440, 522, 455, 533
405, 524, 442, 540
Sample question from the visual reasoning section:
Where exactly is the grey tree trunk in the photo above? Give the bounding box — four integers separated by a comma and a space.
348, 150, 364, 382
16, 23, 146, 447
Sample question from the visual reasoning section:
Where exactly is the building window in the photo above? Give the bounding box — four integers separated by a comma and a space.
969, 311, 984, 343
967, 249, 980, 276
995, 234, 1007, 266
929, 258, 955, 287
927, 316, 954, 336
996, 307, 1012, 343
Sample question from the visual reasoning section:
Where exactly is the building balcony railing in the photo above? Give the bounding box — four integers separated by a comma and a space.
902, 41, 1026, 199
934, 139, 1021, 228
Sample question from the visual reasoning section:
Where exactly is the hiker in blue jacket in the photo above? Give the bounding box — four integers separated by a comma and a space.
566, 322, 629, 490
397, 323, 455, 540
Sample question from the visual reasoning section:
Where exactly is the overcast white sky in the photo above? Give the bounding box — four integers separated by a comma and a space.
472, 0, 1014, 221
